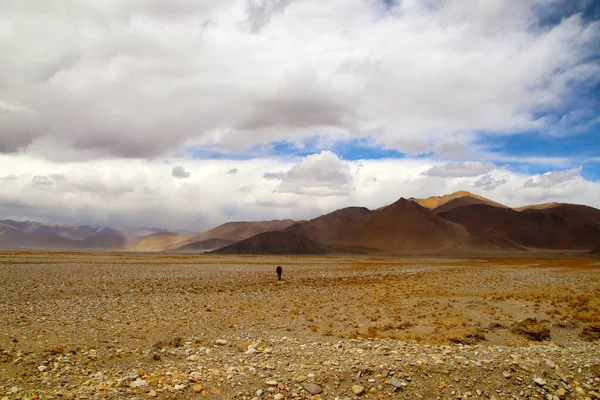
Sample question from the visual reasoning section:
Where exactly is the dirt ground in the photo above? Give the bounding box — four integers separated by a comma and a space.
0, 252, 599, 399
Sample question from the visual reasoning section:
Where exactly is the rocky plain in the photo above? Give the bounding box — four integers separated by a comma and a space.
0, 252, 599, 400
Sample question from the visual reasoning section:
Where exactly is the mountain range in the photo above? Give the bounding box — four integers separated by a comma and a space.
1, 191, 600, 254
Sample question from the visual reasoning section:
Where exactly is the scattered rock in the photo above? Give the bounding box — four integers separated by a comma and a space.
130, 379, 148, 388
390, 377, 403, 389
192, 384, 204, 393
304, 383, 323, 395
533, 377, 547, 386
215, 339, 228, 346
352, 385, 365, 395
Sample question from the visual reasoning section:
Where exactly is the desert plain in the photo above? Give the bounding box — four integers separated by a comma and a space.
1, 252, 599, 400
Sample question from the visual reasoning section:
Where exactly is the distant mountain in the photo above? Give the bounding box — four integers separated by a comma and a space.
127, 232, 191, 252
175, 238, 237, 252
213, 194, 600, 255
123, 219, 300, 252
514, 203, 600, 230
213, 198, 469, 255
0, 219, 127, 250
212, 225, 334, 255
3, 192, 600, 254
412, 191, 507, 212
438, 204, 600, 250
168, 219, 299, 252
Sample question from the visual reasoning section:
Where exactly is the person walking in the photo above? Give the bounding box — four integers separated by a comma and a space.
276, 265, 283, 281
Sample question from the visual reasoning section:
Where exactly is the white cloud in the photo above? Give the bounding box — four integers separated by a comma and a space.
473, 174, 508, 191
270, 151, 354, 196
523, 166, 582, 188
0, 153, 599, 231
263, 171, 286, 180
172, 166, 191, 179
0, 1, 597, 158
422, 162, 497, 178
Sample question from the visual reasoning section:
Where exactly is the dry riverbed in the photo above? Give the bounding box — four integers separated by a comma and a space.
0, 252, 599, 399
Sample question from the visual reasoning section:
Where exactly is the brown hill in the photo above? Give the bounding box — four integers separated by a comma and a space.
215, 198, 469, 254
0, 219, 128, 250
313, 198, 468, 252
413, 191, 506, 210
438, 204, 600, 250
431, 196, 504, 214
518, 204, 600, 230
514, 202, 561, 211
175, 238, 236, 253
455, 231, 527, 252
211, 225, 333, 255
128, 232, 191, 252
186, 220, 298, 243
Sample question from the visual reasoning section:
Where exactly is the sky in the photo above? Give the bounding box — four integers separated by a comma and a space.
0, 0, 599, 231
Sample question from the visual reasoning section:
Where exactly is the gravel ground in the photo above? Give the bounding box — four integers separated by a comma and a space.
0, 252, 599, 399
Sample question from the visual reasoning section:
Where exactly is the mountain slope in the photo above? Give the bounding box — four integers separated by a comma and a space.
215, 198, 469, 254
186, 220, 298, 243
438, 204, 600, 250
212, 225, 333, 255
518, 203, 600, 230
413, 191, 507, 211
0, 219, 129, 250
127, 232, 191, 252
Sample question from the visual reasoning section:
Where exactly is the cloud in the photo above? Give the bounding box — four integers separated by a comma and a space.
523, 166, 582, 188
473, 174, 508, 191
1, 154, 599, 231
32, 175, 54, 188
246, 0, 295, 33
269, 151, 354, 195
0, 1, 597, 159
172, 166, 191, 179
423, 162, 497, 178
263, 171, 286, 180
227, 168, 239, 174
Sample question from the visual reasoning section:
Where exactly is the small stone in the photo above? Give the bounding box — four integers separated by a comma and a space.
352, 385, 365, 395
304, 383, 323, 395
296, 375, 308, 383
274, 394, 284, 400
130, 379, 148, 388
187, 354, 201, 361
174, 384, 186, 391
545, 360, 556, 369
534, 377, 547, 386
192, 384, 204, 393
148, 390, 157, 397
390, 378, 403, 389
439, 381, 447, 389
152, 353, 161, 361
503, 371, 512, 379
215, 339, 228, 345
266, 380, 278, 386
